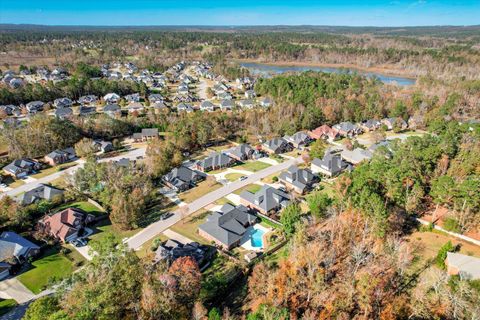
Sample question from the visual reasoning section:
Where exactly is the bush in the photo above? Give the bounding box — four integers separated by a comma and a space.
443, 217, 461, 233
435, 241, 456, 269
272, 176, 278, 182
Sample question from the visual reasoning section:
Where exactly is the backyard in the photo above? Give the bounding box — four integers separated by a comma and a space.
57, 200, 105, 216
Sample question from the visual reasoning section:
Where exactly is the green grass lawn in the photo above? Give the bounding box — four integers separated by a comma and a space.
233, 183, 262, 195
261, 173, 279, 184
31, 162, 77, 179
57, 201, 105, 216
215, 197, 234, 206
234, 161, 271, 172
170, 209, 211, 245
225, 173, 245, 182
136, 233, 169, 259
88, 221, 138, 244
0, 299, 17, 316
17, 248, 74, 294
317, 181, 337, 199
178, 180, 222, 203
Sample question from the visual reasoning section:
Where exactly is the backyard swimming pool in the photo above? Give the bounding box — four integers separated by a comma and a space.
250, 228, 265, 248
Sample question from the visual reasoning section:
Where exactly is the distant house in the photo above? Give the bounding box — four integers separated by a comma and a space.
163, 166, 206, 192
198, 204, 257, 250
195, 152, 236, 172
258, 97, 272, 108
127, 102, 145, 114
408, 115, 424, 130
38, 208, 95, 243
311, 153, 351, 177
154, 239, 211, 267
133, 128, 159, 142
308, 125, 340, 141
225, 144, 255, 161
78, 95, 98, 106
0, 232, 40, 280
278, 165, 318, 194
25, 101, 44, 114
219, 99, 234, 111
148, 93, 164, 104
237, 99, 254, 109
217, 92, 232, 100
240, 185, 290, 215
382, 117, 408, 131
103, 93, 120, 104
332, 122, 362, 137
54, 107, 73, 120
262, 137, 293, 154
78, 105, 96, 116
53, 97, 73, 109
92, 140, 114, 153
103, 104, 122, 118
200, 101, 216, 112
124, 93, 140, 103
368, 140, 392, 154
341, 148, 373, 165
176, 103, 194, 113
283, 131, 312, 149
19, 184, 64, 206
445, 252, 480, 280
151, 101, 168, 113
3, 159, 41, 179
44, 147, 76, 166
245, 90, 256, 99
360, 119, 381, 132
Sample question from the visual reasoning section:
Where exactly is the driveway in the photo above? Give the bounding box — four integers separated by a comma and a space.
0, 278, 35, 304
126, 156, 302, 250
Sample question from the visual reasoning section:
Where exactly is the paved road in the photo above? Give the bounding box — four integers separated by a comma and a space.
126, 157, 301, 250
1, 147, 146, 198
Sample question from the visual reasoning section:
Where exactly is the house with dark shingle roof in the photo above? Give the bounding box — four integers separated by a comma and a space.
78, 95, 98, 106
219, 99, 234, 111
200, 101, 216, 112
133, 128, 159, 142
54, 107, 73, 120
0, 232, 40, 279
360, 119, 381, 132
283, 131, 313, 149
148, 93, 164, 104
25, 101, 44, 114
92, 140, 114, 154
198, 204, 257, 250
262, 137, 293, 154
311, 153, 351, 177
103, 104, 121, 118
163, 166, 206, 192
278, 165, 318, 194
3, 159, 41, 179
240, 185, 290, 215
44, 147, 76, 166
195, 152, 236, 172
225, 144, 255, 161
154, 239, 211, 267
332, 122, 362, 137
19, 184, 64, 206
53, 97, 73, 109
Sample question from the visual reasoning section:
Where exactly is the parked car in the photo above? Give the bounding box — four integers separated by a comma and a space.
161, 212, 174, 220
239, 176, 248, 181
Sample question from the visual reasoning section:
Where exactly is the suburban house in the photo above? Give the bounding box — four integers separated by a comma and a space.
124, 93, 140, 103
25, 101, 44, 114
19, 184, 64, 206
44, 147, 76, 166
198, 204, 257, 250
127, 102, 145, 114
103, 104, 122, 118
93, 140, 114, 153
79, 105, 96, 116
0, 232, 40, 280
78, 95, 97, 106
262, 137, 293, 154
133, 128, 159, 142
445, 252, 480, 280
240, 185, 290, 215
195, 152, 236, 172
333, 122, 363, 137
103, 93, 120, 104
151, 101, 168, 113
38, 208, 95, 243
200, 101, 216, 112
368, 140, 392, 154
53, 97, 73, 108
311, 153, 351, 177
237, 99, 254, 109
245, 90, 256, 99
217, 92, 232, 100
219, 99, 234, 111
163, 166, 206, 192
258, 97, 272, 108
54, 107, 73, 120
225, 143, 255, 161
148, 93, 164, 104
3, 158, 41, 178
341, 148, 374, 165
177, 103, 194, 113
154, 239, 211, 268
278, 165, 318, 194
283, 131, 313, 149
382, 117, 408, 131
308, 125, 340, 141
360, 119, 382, 132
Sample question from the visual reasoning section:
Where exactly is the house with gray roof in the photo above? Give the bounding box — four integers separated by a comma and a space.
163, 166, 206, 192
103, 104, 121, 118
360, 119, 381, 132
92, 140, 114, 154
44, 147, 76, 166
225, 144, 255, 161
3, 159, 41, 179
103, 93, 120, 104
25, 101, 44, 114
200, 101, 217, 112
195, 152, 236, 172
78, 95, 98, 106
133, 128, 159, 142
219, 99, 234, 111
19, 184, 64, 206
341, 148, 373, 165
124, 93, 140, 103
54, 107, 73, 120
217, 92, 232, 100
79, 105, 96, 116
198, 204, 257, 250
0, 232, 40, 279
148, 93, 164, 104
262, 137, 293, 154
237, 99, 254, 109
245, 90, 256, 99
445, 252, 480, 280
332, 122, 363, 137
283, 131, 313, 149
53, 97, 73, 109
382, 117, 408, 131
240, 185, 290, 215
176, 103, 194, 113
278, 165, 318, 194
154, 239, 211, 267
311, 153, 351, 177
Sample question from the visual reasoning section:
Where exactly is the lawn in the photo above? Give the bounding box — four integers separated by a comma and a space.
234, 161, 271, 172
225, 173, 245, 182
178, 180, 222, 203
170, 209, 211, 245
17, 248, 75, 294
31, 162, 77, 179
57, 201, 105, 216
215, 197, 234, 206
233, 183, 262, 195
261, 173, 279, 184
136, 233, 169, 259
317, 181, 337, 199
0, 299, 17, 316
88, 220, 138, 244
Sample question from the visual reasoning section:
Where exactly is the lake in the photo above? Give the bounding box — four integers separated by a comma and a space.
240, 62, 416, 86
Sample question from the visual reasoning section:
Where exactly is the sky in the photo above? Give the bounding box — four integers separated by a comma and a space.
1, 0, 479, 27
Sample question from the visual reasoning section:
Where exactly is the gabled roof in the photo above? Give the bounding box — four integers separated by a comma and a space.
0, 232, 39, 262
263, 137, 289, 152
312, 153, 350, 175
4, 159, 38, 174
163, 166, 206, 189
104, 104, 121, 112
341, 148, 373, 164
240, 185, 290, 213
40, 208, 88, 241
19, 184, 64, 205
446, 252, 480, 280
225, 144, 254, 159
278, 165, 317, 191
197, 152, 234, 169
333, 122, 360, 133
284, 131, 311, 145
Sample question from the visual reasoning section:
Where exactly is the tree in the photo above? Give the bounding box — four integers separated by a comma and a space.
435, 241, 455, 269
280, 203, 302, 236
23, 296, 66, 320
309, 139, 327, 159
208, 308, 222, 320
74, 138, 96, 158
110, 187, 146, 230
306, 192, 332, 219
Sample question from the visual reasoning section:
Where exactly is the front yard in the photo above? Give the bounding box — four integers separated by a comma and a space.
234, 161, 271, 172
31, 162, 77, 179
170, 209, 210, 245
225, 173, 245, 182
233, 183, 262, 195
178, 179, 222, 203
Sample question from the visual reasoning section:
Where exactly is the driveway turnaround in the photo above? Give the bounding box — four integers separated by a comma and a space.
126, 157, 301, 250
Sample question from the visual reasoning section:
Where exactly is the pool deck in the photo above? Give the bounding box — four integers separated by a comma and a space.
240, 224, 271, 252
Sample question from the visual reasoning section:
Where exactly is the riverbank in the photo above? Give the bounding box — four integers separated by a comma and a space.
232, 59, 417, 80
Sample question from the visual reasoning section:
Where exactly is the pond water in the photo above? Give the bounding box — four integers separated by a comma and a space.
240, 62, 416, 86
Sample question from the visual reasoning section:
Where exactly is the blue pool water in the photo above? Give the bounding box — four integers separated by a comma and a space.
250, 228, 265, 248
240, 62, 416, 86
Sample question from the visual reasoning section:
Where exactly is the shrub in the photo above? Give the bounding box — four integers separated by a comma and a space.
443, 217, 461, 233
435, 241, 456, 269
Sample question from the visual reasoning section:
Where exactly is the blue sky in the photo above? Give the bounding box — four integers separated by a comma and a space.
1, 0, 479, 26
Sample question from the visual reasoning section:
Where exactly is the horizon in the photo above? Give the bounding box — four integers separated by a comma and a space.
1, 1, 480, 27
